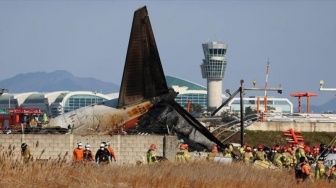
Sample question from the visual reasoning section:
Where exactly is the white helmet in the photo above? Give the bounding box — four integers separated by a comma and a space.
100, 143, 105, 148
77, 142, 83, 147
85, 144, 90, 148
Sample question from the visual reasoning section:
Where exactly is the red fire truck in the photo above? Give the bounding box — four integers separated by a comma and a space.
0, 107, 43, 132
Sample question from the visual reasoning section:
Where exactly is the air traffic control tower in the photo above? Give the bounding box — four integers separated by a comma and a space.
200, 42, 228, 113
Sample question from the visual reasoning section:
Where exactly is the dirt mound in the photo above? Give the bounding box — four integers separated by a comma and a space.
220, 130, 336, 147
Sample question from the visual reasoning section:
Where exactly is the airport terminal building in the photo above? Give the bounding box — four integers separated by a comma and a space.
0, 76, 293, 118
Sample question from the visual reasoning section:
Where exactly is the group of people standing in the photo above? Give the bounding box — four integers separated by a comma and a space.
72, 141, 117, 165
230, 142, 336, 184
146, 139, 191, 164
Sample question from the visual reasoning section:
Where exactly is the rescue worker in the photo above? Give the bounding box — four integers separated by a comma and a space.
243, 146, 253, 165
295, 142, 307, 164
95, 143, 111, 165
72, 142, 84, 163
147, 144, 158, 164
224, 144, 234, 158
207, 145, 220, 161
272, 146, 285, 169
254, 144, 266, 161
328, 164, 336, 183
295, 156, 311, 184
21, 143, 33, 163
314, 159, 325, 180
175, 139, 191, 163
106, 142, 117, 162
289, 146, 299, 167
281, 146, 292, 168
312, 145, 320, 160
83, 144, 95, 164
287, 146, 296, 167
239, 144, 246, 160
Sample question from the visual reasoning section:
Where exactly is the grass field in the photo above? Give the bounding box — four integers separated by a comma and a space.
0, 158, 335, 187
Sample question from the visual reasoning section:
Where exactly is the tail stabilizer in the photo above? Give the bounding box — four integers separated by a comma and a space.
117, 6, 168, 109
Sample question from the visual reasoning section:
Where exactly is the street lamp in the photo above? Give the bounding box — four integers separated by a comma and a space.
211, 80, 283, 147
319, 80, 336, 91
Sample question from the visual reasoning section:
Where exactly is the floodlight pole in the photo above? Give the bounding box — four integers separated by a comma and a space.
319, 80, 336, 91
239, 80, 244, 147
238, 81, 282, 147
211, 80, 282, 147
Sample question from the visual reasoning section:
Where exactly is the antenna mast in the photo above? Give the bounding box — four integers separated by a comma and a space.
264, 59, 270, 96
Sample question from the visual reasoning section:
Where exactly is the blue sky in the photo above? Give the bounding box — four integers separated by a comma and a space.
0, 1, 335, 106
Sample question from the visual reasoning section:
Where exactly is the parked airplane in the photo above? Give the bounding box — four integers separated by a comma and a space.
44, 6, 225, 150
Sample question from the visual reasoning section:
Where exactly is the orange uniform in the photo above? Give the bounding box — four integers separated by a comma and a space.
73, 147, 84, 162
107, 146, 117, 161
302, 164, 310, 175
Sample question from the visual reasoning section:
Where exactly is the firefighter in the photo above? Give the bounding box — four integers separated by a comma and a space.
147, 144, 158, 164
21, 143, 33, 163
207, 145, 220, 161
175, 139, 191, 163
295, 142, 307, 164
281, 146, 292, 168
72, 142, 84, 163
328, 165, 336, 183
272, 146, 285, 169
239, 144, 246, 160
106, 142, 117, 162
224, 144, 234, 158
254, 144, 266, 161
243, 146, 253, 165
315, 159, 326, 180
95, 143, 111, 165
285, 146, 296, 167
83, 144, 95, 164
312, 145, 320, 160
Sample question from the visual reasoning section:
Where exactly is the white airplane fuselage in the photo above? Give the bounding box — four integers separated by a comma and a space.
46, 100, 153, 134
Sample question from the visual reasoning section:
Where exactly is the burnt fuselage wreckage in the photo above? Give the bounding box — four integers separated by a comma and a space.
37, 6, 226, 151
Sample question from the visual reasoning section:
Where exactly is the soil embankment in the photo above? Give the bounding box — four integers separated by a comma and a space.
220, 130, 336, 147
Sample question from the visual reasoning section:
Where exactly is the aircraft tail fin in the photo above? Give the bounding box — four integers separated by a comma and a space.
117, 6, 168, 109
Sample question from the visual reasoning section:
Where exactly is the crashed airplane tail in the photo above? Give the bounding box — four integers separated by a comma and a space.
45, 6, 225, 150
117, 6, 169, 108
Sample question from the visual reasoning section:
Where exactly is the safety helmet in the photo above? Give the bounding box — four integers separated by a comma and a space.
77, 142, 83, 146
100, 143, 105, 148
102, 142, 107, 146
21, 143, 27, 149
304, 145, 311, 153
180, 143, 188, 150
245, 146, 252, 152
179, 139, 184, 143
211, 145, 218, 152
298, 142, 305, 148
150, 144, 156, 150
107, 142, 111, 146
85, 144, 90, 148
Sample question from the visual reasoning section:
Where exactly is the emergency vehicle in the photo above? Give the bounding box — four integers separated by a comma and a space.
0, 107, 43, 132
